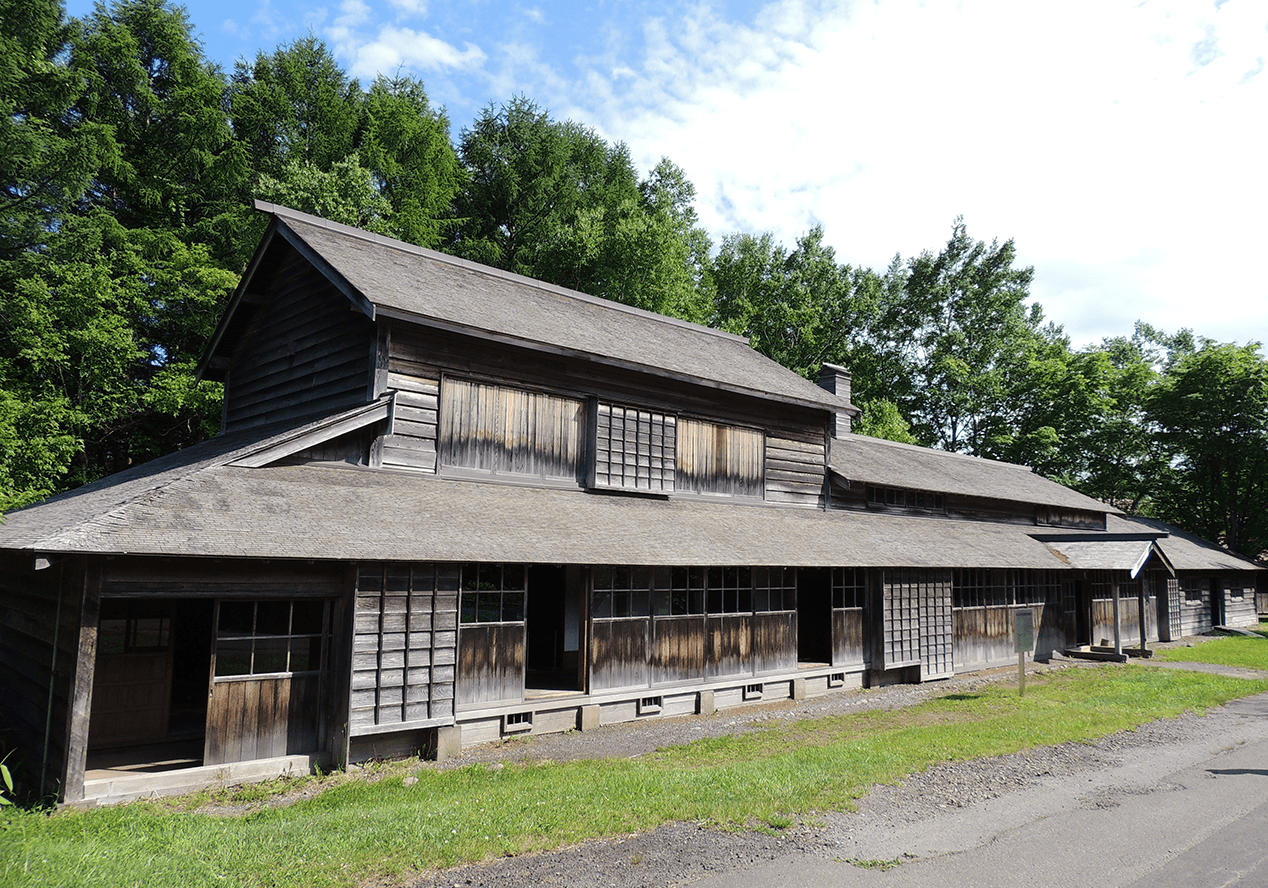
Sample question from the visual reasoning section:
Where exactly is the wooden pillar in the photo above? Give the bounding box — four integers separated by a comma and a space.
1138, 577, 1148, 652
60, 559, 102, 804
1111, 579, 1122, 657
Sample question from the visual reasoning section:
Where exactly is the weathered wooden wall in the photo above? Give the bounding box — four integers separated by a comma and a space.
591, 618, 649, 691
677, 418, 763, 499
832, 608, 865, 668
650, 616, 705, 684
0, 555, 86, 802
352, 564, 457, 729
1090, 584, 1159, 647
1223, 576, 1259, 629
457, 623, 526, 706
765, 433, 824, 507
380, 371, 439, 473
223, 248, 374, 431
750, 612, 798, 674
205, 674, 319, 764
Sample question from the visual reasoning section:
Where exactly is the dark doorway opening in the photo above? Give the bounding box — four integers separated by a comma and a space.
526, 565, 583, 694
797, 568, 832, 663
86, 599, 213, 776
1211, 579, 1225, 627
1074, 580, 1090, 647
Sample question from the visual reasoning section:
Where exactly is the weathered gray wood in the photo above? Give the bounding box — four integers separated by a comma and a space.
651, 616, 705, 684
456, 623, 526, 705
591, 619, 650, 690
62, 560, 100, 803
832, 608, 865, 668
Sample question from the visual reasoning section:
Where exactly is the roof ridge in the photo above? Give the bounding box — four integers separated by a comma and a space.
256, 200, 750, 346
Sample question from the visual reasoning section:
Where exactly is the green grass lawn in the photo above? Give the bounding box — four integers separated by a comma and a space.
1154, 622, 1268, 670
2, 665, 1264, 888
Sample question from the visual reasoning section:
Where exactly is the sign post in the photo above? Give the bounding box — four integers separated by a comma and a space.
1015, 608, 1035, 697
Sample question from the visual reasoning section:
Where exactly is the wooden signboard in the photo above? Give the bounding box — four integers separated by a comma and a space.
1015, 607, 1034, 697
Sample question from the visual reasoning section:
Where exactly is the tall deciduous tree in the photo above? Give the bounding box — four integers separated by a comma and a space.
1148, 341, 1268, 558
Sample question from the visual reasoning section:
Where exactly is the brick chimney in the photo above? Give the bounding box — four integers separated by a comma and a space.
816, 363, 858, 437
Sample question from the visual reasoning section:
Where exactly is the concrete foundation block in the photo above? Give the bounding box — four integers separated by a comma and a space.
578, 705, 601, 732
435, 725, 462, 761
792, 678, 807, 701
697, 689, 715, 714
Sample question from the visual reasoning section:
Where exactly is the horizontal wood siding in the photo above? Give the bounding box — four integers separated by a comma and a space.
832, 608, 865, 668
1224, 577, 1259, 629
351, 564, 457, 731
381, 372, 439, 473
765, 433, 824, 507
591, 619, 650, 691
102, 558, 345, 598
205, 674, 320, 765
677, 419, 763, 498
751, 611, 797, 675
225, 252, 374, 431
439, 377, 585, 484
651, 616, 705, 685
705, 615, 751, 679
0, 556, 79, 801
457, 623, 525, 707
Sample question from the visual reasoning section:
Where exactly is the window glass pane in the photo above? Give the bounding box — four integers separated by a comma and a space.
707, 567, 722, 590
632, 565, 650, 590
98, 619, 127, 655
477, 592, 502, 622
612, 590, 631, 619
594, 565, 612, 590
613, 566, 632, 590
690, 589, 704, 614
215, 639, 252, 677
289, 636, 322, 672
503, 563, 526, 590
218, 602, 254, 635
653, 566, 672, 590
671, 589, 688, 615
292, 601, 325, 635
460, 594, 477, 624
256, 601, 290, 636
671, 566, 688, 590
254, 636, 289, 673
132, 617, 169, 649
689, 567, 705, 589
707, 587, 722, 613
737, 567, 751, 590
631, 589, 650, 617
737, 588, 751, 613
753, 588, 769, 612
593, 591, 612, 619
461, 563, 480, 592
502, 591, 525, 622
653, 589, 671, 616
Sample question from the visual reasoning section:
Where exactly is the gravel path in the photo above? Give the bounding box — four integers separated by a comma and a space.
394, 642, 1266, 888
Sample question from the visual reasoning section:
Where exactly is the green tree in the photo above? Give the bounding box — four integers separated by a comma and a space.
452, 97, 710, 318
0, 0, 117, 256
1147, 340, 1268, 558
256, 153, 395, 235
854, 399, 917, 444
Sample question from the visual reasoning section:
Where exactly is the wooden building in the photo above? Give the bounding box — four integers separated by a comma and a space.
0, 203, 1260, 806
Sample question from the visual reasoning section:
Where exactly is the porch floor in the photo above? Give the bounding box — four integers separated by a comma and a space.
85, 738, 204, 781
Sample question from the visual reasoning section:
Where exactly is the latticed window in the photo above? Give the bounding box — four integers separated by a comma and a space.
214, 600, 327, 677
458, 563, 527, 624
867, 485, 945, 512
832, 567, 867, 609
592, 403, 677, 493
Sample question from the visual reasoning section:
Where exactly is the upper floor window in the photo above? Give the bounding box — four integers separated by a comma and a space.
592, 403, 676, 494
867, 485, 945, 512
438, 377, 585, 484
677, 418, 764, 499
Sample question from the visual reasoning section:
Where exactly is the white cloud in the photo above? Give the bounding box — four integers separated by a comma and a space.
336, 25, 486, 80
552, 0, 1268, 346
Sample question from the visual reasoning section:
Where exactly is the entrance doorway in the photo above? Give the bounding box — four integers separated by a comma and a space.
797, 568, 832, 663
87, 599, 213, 774
1210, 579, 1225, 627
525, 565, 585, 694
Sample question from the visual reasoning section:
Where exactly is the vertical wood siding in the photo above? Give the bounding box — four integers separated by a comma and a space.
591, 619, 650, 690
224, 253, 374, 431
351, 564, 458, 731
832, 609, 865, 668
764, 434, 824, 506
381, 372, 439, 472
705, 615, 752, 678
1089, 574, 1159, 646
457, 624, 526, 707
751, 612, 798, 675
650, 616, 705, 684
439, 378, 585, 483
677, 419, 764, 498
593, 404, 676, 493
205, 674, 319, 765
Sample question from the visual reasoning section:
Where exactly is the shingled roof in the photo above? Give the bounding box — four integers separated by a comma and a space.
1105, 514, 1262, 572
830, 434, 1116, 513
200, 202, 854, 416
1, 420, 1068, 570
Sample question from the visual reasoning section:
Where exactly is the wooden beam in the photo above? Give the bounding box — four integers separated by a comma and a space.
59, 558, 102, 804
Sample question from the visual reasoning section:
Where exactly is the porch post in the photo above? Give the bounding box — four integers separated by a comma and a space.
1111, 579, 1122, 657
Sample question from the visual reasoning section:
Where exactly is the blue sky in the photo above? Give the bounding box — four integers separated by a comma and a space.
64, 0, 1268, 349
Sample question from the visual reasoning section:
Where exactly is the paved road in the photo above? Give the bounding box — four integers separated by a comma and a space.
694, 688, 1268, 888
